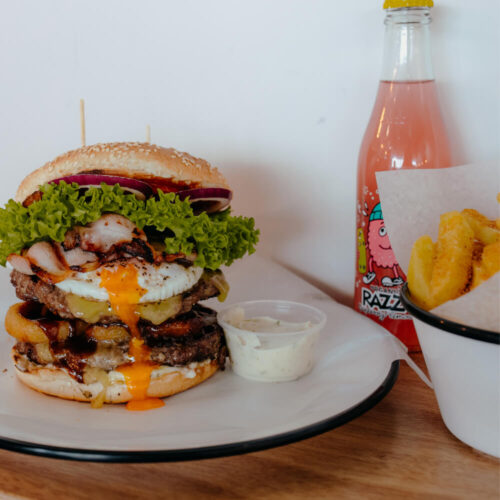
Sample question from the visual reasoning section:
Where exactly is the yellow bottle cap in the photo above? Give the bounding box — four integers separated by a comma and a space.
383, 0, 434, 8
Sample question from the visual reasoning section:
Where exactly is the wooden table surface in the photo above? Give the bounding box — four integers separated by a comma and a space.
0, 354, 497, 500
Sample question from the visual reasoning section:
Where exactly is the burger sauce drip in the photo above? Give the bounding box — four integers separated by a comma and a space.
99, 263, 164, 411
80, 171, 199, 194
135, 176, 198, 194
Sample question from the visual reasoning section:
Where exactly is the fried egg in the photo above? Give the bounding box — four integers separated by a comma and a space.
55, 261, 203, 303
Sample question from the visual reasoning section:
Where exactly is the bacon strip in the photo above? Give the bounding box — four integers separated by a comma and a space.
56, 243, 98, 268
66, 214, 147, 253
25, 242, 70, 283
7, 254, 34, 275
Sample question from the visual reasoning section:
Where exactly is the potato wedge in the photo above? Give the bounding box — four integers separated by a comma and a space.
430, 211, 474, 307
480, 241, 500, 273
408, 235, 435, 310
461, 209, 500, 245
471, 241, 500, 289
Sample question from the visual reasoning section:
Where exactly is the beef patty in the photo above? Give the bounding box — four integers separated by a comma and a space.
142, 305, 226, 366
13, 306, 227, 381
11, 269, 221, 323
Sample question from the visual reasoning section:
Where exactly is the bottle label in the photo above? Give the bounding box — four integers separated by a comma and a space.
355, 200, 413, 322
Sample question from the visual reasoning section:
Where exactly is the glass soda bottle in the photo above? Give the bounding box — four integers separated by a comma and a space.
354, 0, 452, 351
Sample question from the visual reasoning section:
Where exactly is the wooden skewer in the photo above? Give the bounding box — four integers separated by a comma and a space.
146, 124, 151, 144
80, 99, 86, 147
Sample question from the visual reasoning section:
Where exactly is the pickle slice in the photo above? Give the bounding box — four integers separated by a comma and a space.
202, 270, 229, 302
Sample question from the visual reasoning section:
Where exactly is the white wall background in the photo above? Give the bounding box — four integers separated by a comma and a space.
0, 0, 498, 304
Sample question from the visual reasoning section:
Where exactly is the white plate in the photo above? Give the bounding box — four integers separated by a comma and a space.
0, 255, 400, 462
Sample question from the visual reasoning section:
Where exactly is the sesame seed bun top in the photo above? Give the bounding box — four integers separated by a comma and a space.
16, 142, 229, 203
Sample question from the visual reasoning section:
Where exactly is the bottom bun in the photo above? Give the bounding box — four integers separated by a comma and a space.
12, 350, 220, 404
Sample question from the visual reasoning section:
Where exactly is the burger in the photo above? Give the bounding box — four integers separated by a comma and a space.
0, 142, 259, 410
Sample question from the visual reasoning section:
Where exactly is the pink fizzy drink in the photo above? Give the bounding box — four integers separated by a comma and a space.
354, 3, 452, 351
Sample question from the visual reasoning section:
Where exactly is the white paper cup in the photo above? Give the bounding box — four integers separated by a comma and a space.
401, 284, 500, 457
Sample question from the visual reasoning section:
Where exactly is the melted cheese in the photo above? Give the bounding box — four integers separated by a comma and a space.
99, 263, 164, 411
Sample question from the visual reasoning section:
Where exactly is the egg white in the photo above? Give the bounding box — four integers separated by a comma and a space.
55, 262, 203, 303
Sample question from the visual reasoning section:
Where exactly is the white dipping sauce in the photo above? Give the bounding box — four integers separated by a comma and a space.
221, 307, 321, 382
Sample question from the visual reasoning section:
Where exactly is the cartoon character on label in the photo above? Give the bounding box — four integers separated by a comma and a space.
362, 203, 403, 287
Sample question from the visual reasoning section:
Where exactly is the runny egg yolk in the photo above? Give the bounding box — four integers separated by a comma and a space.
99, 263, 165, 411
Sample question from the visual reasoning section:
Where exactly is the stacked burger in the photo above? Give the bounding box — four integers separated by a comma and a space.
1, 143, 259, 409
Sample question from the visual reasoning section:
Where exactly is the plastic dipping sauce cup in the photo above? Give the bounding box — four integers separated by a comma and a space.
217, 300, 326, 382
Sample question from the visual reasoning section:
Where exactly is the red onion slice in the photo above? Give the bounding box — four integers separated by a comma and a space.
177, 188, 232, 214
51, 175, 232, 212
51, 174, 153, 199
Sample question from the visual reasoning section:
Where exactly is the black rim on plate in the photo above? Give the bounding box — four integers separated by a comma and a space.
0, 361, 399, 463
400, 283, 499, 345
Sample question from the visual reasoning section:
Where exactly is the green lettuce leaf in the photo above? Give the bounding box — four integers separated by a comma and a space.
0, 182, 259, 270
